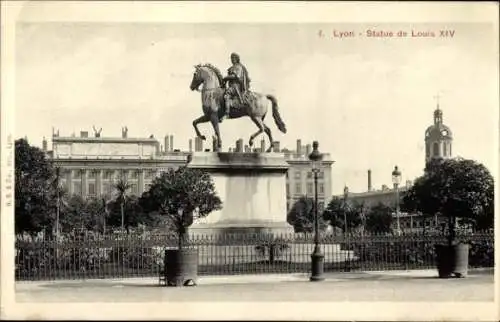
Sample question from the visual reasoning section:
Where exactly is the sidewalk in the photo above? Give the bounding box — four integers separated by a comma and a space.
16, 268, 494, 303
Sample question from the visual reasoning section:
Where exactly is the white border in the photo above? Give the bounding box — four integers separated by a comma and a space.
1, 1, 499, 320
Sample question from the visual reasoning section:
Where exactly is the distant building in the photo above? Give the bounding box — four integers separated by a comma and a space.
333, 100, 455, 233
50, 129, 189, 199
425, 102, 453, 163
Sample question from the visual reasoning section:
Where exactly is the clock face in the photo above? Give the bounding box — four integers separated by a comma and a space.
441, 130, 448, 136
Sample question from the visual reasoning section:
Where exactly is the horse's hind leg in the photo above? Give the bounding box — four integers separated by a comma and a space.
248, 116, 265, 148
263, 122, 274, 153
192, 115, 210, 141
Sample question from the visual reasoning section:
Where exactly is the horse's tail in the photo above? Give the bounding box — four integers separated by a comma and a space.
266, 94, 287, 134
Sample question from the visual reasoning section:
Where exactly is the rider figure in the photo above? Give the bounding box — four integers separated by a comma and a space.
221, 52, 251, 122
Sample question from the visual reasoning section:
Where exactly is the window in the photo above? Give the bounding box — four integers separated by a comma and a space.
433, 142, 439, 156
286, 184, 290, 195
294, 171, 301, 180
319, 183, 324, 194
73, 182, 82, 196
88, 183, 96, 195
104, 171, 112, 180
63, 181, 70, 193
285, 172, 289, 179
131, 171, 139, 179
318, 202, 324, 212
88, 171, 97, 179
103, 183, 112, 195
145, 183, 152, 191
307, 183, 313, 194
295, 183, 301, 194
131, 183, 138, 195
307, 172, 312, 179
73, 170, 82, 179
119, 171, 128, 180
318, 171, 324, 179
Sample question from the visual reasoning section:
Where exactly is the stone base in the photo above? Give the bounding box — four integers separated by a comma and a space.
189, 222, 294, 238
187, 152, 291, 236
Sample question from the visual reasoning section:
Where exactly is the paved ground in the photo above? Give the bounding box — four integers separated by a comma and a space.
16, 268, 494, 302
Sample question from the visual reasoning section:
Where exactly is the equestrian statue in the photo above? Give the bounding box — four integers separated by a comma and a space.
190, 52, 287, 153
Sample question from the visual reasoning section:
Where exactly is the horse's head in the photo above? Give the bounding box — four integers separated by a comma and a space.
190, 65, 204, 91
190, 64, 223, 91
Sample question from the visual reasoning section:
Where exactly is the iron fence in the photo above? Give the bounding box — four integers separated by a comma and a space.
15, 231, 494, 281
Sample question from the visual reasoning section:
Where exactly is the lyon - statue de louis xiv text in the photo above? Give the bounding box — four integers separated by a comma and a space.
318, 28, 456, 39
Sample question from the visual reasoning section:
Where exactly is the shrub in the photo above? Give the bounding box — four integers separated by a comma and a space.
255, 238, 290, 263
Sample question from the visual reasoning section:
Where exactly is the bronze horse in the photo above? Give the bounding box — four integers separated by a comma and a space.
189, 64, 287, 152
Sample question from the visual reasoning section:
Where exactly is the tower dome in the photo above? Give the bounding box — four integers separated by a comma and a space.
425, 102, 453, 164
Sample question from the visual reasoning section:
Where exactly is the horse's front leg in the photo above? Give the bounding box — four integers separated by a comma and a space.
248, 116, 265, 148
192, 115, 210, 141
209, 113, 222, 152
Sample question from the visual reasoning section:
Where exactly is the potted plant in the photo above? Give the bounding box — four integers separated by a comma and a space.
402, 158, 493, 278
139, 166, 222, 286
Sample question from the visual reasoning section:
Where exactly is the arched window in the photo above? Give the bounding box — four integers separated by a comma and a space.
432, 142, 439, 156
426, 143, 430, 158
443, 142, 448, 156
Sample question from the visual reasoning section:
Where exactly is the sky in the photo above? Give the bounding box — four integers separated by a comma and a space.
15, 22, 498, 195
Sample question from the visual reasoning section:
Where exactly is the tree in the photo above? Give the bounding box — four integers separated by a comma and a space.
113, 177, 132, 232
15, 138, 56, 235
287, 196, 327, 233
403, 157, 494, 243
139, 167, 222, 249
322, 197, 362, 234
365, 202, 393, 234
107, 195, 156, 233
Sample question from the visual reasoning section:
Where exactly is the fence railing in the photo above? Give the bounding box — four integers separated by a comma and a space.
15, 231, 494, 281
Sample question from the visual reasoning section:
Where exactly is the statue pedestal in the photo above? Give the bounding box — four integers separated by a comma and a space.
187, 152, 294, 237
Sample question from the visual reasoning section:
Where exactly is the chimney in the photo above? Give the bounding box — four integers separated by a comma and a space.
169, 135, 174, 151
368, 169, 372, 191
197, 137, 204, 152
244, 145, 250, 152
273, 141, 280, 152
260, 139, 265, 153
160, 144, 163, 153
189, 139, 193, 152
296, 139, 302, 154
305, 144, 312, 156
236, 139, 243, 152
228, 147, 233, 152
212, 136, 217, 152
42, 137, 48, 151
194, 137, 200, 152
80, 131, 88, 138
164, 135, 169, 152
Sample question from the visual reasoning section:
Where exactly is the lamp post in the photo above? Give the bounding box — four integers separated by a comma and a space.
392, 165, 402, 235
308, 141, 324, 281
55, 167, 61, 241
343, 186, 349, 235
343, 186, 350, 271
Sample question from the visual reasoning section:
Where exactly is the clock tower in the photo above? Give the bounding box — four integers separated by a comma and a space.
424, 100, 453, 164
